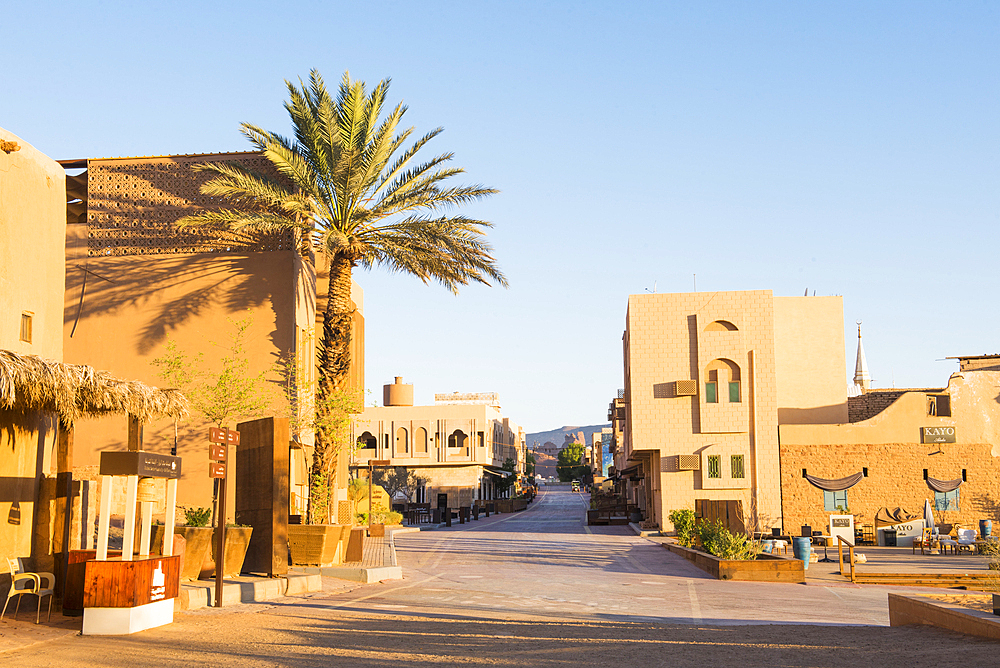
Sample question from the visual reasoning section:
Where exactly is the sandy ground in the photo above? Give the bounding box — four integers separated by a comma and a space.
5, 490, 997, 666
3, 597, 997, 667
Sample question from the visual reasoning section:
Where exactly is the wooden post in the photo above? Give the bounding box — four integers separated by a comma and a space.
368, 461, 373, 535
164, 479, 177, 557
97, 476, 113, 561
215, 446, 227, 609
121, 475, 138, 561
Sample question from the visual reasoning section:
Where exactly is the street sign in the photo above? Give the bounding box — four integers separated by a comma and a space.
209, 443, 227, 462
226, 430, 240, 445
209, 462, 227, 479
369, 459, 391, 466
209, 427, 227, 444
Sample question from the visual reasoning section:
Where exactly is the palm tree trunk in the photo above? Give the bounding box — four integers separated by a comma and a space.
311, 255, 356, 513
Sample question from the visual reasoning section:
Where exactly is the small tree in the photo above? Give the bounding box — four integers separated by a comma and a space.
557, 442, 587, 482
152, 313, 276, 526
525, 452, 536, 478
372, 467, 428, 504
494, 457, 517, 497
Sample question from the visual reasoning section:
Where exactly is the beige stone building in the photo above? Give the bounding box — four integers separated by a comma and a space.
780, 355, 1000, 536
620, 290, 848, 532
351, 378, 525, 509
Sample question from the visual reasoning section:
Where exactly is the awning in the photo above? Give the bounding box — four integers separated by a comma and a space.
484, 465, 513, 478
927, 476, 963, 493
618, 464, 642, 479
804, 472, 864, 492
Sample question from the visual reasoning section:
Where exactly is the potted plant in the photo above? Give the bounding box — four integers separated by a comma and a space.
200, 524, 254, 578
151, 506, 214, 581
288, 472, 351, 566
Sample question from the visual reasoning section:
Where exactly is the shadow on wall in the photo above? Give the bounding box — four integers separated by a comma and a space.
777, 405, 849, 425
66, 253, 298, 356
971, 494, 1000, 523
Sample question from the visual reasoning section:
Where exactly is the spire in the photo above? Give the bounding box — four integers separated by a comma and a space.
854, 320, 870, 392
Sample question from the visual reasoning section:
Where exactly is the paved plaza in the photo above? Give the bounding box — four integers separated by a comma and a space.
2, 489, 997, 666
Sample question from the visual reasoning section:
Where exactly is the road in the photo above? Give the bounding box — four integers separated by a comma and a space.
3, 489, 995, 666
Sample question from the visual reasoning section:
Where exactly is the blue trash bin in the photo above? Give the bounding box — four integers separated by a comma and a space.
792, 537, 812, 570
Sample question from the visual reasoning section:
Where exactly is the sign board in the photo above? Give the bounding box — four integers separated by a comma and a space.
209, 443, 228, 462
100, 451, 182, 479
209, 462, 227, 479
209, 427, 241, 445
878, 519, 925, 547
369, 459, 391, 467
828, 514, 854, 547
922, 426, 956, 443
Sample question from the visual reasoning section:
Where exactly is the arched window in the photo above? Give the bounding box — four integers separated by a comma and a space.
415, 427, 428, 454
357, 431, 377, 449
448, 430, 468, 448
395, 427, 408, 454
705, 319, 738, 332
704, 359, 741, 403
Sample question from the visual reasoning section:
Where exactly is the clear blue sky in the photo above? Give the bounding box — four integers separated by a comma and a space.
4, 2, 998, 432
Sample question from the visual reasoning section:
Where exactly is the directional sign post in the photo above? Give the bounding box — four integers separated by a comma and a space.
207, 427, 237, 609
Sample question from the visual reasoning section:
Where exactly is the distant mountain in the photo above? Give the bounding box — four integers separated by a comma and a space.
525, 424, 610, 450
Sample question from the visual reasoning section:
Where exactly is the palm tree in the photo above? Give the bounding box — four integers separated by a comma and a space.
178, 69, 505, 490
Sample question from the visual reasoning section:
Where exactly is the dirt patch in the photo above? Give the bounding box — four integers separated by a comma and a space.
920, 593, 995, 614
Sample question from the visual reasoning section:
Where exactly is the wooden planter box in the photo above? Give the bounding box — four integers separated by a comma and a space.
198, 526, 254, 579
664, 543, 805, 583
288, 524, 351, 567
151, 526, 214, 582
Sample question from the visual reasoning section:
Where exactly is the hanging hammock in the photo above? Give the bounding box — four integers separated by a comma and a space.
926, 477, 963, 493
804, 471, 865, 492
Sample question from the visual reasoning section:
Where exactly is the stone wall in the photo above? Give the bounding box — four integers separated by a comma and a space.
848, 391, 905, 422
780, 441, 1000, 533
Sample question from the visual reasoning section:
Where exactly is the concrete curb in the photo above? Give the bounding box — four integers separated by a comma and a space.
178, 572, 322, 611
628, 521, 662, 538
293, 529, 406, 583
889, 593, 1000, 640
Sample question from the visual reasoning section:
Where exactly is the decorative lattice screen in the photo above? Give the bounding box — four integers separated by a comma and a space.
86, 154, 295, 257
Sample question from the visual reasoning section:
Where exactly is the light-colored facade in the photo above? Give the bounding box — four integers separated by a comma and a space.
621, 291, 847, 532
0, 128, 67, 572
351, 378, 525, 508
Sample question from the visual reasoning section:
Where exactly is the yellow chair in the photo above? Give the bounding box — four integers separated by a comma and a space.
1, 558, 55, 624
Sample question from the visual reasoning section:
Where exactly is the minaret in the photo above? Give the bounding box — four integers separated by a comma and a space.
853, 321, 871, 392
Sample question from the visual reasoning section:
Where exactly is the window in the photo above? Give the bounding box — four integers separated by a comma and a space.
731, 455, 745, 479
729, 382, 741, 403
707, 455, 721, 479
705, 382, 718, 403
927, 395, 951, 417
19, 312, 32, 343
823, 490, 849, 512
448, 430, 468, 449
415, 427, 428, 454
395, 427, 408, 454
357, 432, 377, 449
935, 489, 959, 511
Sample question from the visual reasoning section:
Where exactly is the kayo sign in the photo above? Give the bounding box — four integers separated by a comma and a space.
921, 426, 956, 444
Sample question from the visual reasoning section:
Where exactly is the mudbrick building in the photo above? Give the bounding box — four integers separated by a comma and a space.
58, 151, 364, 529
780, 353, 1000, 535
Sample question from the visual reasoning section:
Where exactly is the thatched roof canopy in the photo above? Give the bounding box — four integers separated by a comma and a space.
0, 349, 188, 424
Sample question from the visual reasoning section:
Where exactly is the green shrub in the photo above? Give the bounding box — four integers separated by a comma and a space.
696, 520, 758, 560
668, 509, 696, 547
354, 510, 403, 525
183, 506, 212, 527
